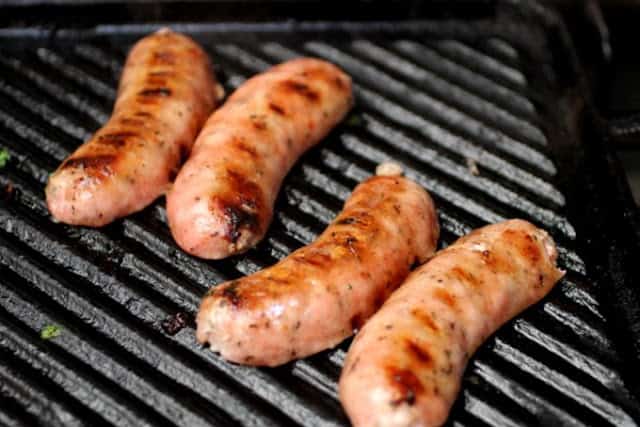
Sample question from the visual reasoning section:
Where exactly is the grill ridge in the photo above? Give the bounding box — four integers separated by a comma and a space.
348, 40, 547, 145
303, 41, 546, 150
393, 40, 536, 117
433, 40, 528, 89
1, 16, 639, 427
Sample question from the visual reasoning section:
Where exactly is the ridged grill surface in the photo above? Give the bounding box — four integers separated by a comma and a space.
0, 21, 639, 427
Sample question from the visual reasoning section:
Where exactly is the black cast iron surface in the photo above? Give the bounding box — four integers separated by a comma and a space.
0, 3, 639, 426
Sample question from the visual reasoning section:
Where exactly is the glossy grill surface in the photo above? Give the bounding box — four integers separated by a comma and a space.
0, 12, 639, 427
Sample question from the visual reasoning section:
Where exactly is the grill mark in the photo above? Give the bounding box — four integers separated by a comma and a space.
336, 217, 357, 225
449, 266, 480, 287
405, 340, 432, 365
212, 170, 264, 244
220, 281, 241, 307
134, 111, 152, 117
433, 288, 457, 308
386, 367, 424, 406
119, 118, 145, 127
411, 309, 439, 332
146, 77, 168, 86
281, 80, 320, 102
249, 115, 267, 131
161, 312, 194, 336
514, 231, 542, 263
223, 205, 259, 243
234, 141, 258, 159
292, 251, 332, 268
268, 103, 286, 115
97, 131, 138, 147
149, 70, 173, 77
138, 88, 172, 97
152, 51, 176, 65
477, 243, 515, 274
62, 155, 116, 175
340, 235, 361, 260
267, 275, 290, 286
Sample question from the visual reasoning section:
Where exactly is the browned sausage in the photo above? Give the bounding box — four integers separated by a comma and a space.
166, 57, 353, 259
196, 165, 439, 366
46, 28, 220, 226
339, 219, 564, 427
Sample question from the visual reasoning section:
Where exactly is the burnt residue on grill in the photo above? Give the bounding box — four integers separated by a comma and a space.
161, 312, 195, 336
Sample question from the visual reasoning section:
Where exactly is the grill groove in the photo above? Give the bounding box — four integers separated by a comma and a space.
0, 16, 638, 427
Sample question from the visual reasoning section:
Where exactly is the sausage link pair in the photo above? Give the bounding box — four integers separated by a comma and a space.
167, 58, 353, 259
196, 167, 439, 366
339, 219, 564, 427
46, 29, 220, 226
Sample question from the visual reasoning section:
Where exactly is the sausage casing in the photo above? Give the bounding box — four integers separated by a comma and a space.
166, 58, 353, 259
339, 219, 564, 427
46, 29, 219, 226
196, 171, 439, 366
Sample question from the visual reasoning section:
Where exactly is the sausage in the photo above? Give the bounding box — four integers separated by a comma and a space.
339, 219, 565, 427
196, 165, 439, 366
46, 28, 220, 226
166, 57, 353, 259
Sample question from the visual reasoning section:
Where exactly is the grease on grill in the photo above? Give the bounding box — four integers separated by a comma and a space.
161, 312, 195, 336
233, 139, 258, 160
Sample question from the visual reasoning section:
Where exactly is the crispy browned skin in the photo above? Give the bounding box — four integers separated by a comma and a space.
339, 219, 565, 427
196, 172, 439, 366
45, 28, 220, 226
166, 58, 353, 259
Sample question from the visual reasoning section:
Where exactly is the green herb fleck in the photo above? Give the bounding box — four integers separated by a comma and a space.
0, 149, 9, 169
347, 283, 353, 291
346, 115, 362, 127
40, 324, 62, 340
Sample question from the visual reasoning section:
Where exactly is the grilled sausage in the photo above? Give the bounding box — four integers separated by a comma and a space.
166, 58, 353, 259
46, 28, 220, 226
196, 165, 439, 366
339, 219, 564, 427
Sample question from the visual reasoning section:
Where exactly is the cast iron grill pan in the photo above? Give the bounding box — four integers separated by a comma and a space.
0, 11, 639, 427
